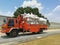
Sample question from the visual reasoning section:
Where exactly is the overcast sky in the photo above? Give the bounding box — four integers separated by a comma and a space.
0, 0, 60, 22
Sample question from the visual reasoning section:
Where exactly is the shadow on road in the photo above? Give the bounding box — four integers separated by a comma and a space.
18, 32, 46, 36
1, 32, 47, 39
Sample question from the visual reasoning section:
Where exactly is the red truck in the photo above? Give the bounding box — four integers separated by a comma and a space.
1, 15, 48, 37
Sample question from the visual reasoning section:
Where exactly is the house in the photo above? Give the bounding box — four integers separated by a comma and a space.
0, 15, 11, 25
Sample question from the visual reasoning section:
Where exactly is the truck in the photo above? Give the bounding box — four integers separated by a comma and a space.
1, 15, 48, 37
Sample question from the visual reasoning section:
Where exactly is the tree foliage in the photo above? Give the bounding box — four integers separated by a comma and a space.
14, 7, 42, 17
14, 7, 24, 17
46, 20, 50, 26
24, 7, 32, 14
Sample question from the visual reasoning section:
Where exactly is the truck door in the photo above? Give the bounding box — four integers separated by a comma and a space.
8, 19, 14, 27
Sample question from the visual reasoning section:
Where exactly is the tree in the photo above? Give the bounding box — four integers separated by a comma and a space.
32, 8, 39, 15
46, 20, 50, 26
38, 13, 42, 17
14, 7, 24, 17
14, 7, 42, 17
24, 7, 32, 14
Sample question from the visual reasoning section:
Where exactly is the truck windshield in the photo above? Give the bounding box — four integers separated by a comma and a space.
8, 19, 14, 26
3, 19, 7, 23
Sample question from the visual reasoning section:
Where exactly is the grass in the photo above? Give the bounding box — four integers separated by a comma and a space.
16, 34, 60, 45
48, 28, 60, 30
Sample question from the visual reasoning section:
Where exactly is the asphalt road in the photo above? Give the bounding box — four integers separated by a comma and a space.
0, 29, 60, 45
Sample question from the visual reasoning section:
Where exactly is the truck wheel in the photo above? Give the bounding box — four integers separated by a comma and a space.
40, 29, 43, 33
6, 33, 10, 36
9, 30, 18, 37
32, 32, 36, 34
37, 29, 43, 34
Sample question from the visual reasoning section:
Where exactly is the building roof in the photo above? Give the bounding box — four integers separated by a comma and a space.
0, 15, 11, 18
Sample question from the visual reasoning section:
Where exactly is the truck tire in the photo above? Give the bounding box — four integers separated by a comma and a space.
37, 29, 43, 34
32, 32, 36, 34
40, 29, 43, 33
9, 30, 18, 37
6, 33, 10, 36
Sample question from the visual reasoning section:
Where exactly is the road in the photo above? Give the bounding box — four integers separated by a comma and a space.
0, 29, 60, 45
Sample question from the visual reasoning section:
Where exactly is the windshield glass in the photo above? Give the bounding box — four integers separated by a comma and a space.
3, 19, 7, 23
8, 19, 14, 26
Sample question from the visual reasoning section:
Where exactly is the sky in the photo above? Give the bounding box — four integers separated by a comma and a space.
0, 0, 60, 22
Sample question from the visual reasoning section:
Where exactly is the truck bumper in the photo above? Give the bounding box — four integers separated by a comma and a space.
1, 29, 10, 33
1, 30, 7, 33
